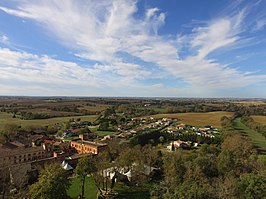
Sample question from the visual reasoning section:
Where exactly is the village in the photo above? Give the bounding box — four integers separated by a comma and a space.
0, 115, 220, 193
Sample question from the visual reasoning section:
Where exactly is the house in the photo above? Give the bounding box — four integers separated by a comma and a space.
167, 128, 179, 134
62, 131, 76, 138
32, 129, 47, 135
177, 123, 186, 130
70, 140, 108, 155
168, 140, 190, 151
0, 142, 49, 167
71, 128, 81, 134
198, 127, 210, 132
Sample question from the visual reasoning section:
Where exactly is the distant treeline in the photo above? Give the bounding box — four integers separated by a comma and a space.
48, 106, 98, 115
20, 112, 52, 120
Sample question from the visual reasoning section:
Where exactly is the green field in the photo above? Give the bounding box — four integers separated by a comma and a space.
148, 111, 234, 128
89, 126, 116, 137
0, 112, 97, 129
233, 118, 266, 149
68, 176, 98, 199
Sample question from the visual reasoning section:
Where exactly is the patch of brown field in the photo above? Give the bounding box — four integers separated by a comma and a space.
251, 116, 266, 125
233, 101, 266, 106
82, 105, 109, 112
149, 112, 234, 128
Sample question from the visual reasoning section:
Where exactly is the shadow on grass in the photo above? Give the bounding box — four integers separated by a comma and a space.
115, 190, 150, 199
114, 183, 150, 199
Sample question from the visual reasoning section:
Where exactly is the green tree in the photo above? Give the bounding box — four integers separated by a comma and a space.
29, 164, 70, 199
98, 121, 109, 131
64, 121, 71, 130
0, 124, 19, 143
162, 153, 186, 194
94, 152, 111, 193
74, 155, 96, 198
237, 173, 266, 199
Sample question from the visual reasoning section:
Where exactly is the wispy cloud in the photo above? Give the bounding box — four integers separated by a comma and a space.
254, 19, 266, 31
0, 0, 266, 96
0, 35, 9, 44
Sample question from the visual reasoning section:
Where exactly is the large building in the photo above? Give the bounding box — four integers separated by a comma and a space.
70, 140, 108, 155
0, 141, 49, 167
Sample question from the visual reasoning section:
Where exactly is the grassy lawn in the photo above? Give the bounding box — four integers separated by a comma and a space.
68, 176, 98, 199
233, 118, 266, 149
147, 111, 234, 128
62, 136, 79, 141
0, 112, 97, 129
114, 182, 150, 199
251, 115, 266, 125
68, 177, 150, 199
96, 131, 116, 136
89, 126, 116, 137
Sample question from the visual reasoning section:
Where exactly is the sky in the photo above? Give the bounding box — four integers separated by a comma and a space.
0, 0, 266, 98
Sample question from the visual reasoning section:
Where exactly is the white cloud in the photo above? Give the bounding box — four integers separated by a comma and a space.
0, 47, 157, 96
0, 0, 266, 96
0, 35, 9, 44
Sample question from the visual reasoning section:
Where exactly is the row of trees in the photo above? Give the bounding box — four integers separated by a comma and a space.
49, 106, 97, 115
20, 112, 52, 120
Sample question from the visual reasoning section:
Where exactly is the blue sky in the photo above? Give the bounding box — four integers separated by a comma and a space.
0, 0, 266, 97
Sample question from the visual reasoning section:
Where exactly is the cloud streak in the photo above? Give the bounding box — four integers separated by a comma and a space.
0, 0, 266, 96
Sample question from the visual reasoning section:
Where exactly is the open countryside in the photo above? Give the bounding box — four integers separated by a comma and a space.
0, 112, 97, 129
1, 0, 266, 198
148, 112, 234, 128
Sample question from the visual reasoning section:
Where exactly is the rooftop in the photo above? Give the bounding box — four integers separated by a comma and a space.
71, 139, 107, 147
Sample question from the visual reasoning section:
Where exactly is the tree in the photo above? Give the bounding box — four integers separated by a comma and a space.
162, 153, 186, 194
237, 173, 266, 199
29, 164, 70, 199
0, 166, 11, 199
64, 121, 71, 130
214, 176, 237, 199
94, 152, 111, 194
74, 155, 96, 198
217, 150, 236, 175
98, 121, 109, 131
0, 124, 19, 143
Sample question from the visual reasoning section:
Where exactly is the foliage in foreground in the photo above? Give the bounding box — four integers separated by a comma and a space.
29, 164, 70, 199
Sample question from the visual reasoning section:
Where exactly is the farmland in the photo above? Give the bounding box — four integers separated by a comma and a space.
0, 97, 109, 119
148, 111, 234, 128
0, 112, 97, 129
251, 115, 266, 125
